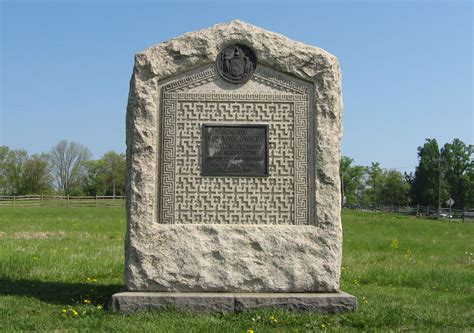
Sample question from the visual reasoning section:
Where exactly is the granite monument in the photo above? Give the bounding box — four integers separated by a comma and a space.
111, 20, 357, 313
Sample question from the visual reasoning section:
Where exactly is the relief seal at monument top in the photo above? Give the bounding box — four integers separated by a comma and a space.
112, 20, 356, 313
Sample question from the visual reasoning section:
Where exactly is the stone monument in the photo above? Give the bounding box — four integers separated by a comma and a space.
111, 20, 357, 313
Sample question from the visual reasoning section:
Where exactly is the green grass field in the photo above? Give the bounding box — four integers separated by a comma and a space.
0, 208, 472, 332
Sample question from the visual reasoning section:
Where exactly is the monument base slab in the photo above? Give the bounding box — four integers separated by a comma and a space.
110, 291, 357, 314
126, 225, 342, 293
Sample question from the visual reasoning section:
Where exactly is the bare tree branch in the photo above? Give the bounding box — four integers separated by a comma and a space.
49, 140, 91, 194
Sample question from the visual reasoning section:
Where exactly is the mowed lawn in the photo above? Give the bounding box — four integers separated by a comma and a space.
0, 208, 472, 332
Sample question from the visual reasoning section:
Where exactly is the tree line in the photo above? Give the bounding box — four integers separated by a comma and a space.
0, 140, 125, 197
342, 138, 473, 209
1, 138, 472, 209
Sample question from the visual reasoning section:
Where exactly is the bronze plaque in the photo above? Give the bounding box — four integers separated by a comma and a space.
202, 124, 268, 176
216, 44, 257, 84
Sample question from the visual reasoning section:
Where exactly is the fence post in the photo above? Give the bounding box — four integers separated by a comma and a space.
67, 195, 70, 208
13, 195, 16, 206
40, 195, 43, 207
123, 196, 125, 207
426, 205, 429, 215
416, 204, 419, 215
95, 195, 98, 208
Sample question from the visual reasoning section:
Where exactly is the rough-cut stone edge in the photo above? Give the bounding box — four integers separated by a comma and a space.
110, 292, 357, 314
125, 20, 344, 291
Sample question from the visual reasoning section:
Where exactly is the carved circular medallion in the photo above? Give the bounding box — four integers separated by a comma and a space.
216, 44, 257, 84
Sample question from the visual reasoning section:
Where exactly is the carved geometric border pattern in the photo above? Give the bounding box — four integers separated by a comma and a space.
161, 65, 309, 95
164, 93, 308, 102
254, 67, 309, 95
160, 95, 308, 225
162, 68, 216, 92
160, 99, 177, 223
294, 101, 307, 223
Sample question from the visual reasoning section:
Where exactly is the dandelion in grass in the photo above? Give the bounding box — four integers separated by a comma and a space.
390, 239, 399, 250
247, 329, 254, 333
353, 276, 360, 286
65, 308, 79, 317
83, 299, 91, 304
96, 304, 103, 310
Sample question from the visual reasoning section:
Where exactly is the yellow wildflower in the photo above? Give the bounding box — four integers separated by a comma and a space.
390, 239, 399, 250
67, 308, 79, 316
83, 299, 91, 304
247, 330, 254, 333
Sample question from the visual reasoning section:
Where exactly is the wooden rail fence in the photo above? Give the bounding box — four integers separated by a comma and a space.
344, 204, 474, 222
0, 195, 125, 208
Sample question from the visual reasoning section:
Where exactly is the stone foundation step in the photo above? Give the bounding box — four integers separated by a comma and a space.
110, 291, 357, 314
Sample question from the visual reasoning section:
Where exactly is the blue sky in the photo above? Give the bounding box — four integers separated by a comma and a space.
1, 0, 472, 173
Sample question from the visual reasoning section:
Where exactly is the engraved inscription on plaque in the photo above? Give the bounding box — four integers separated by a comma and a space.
216, 44, 257, 84
202, 124, 268, 176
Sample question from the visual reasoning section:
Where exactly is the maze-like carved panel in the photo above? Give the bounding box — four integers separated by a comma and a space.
159, 66, 309, 225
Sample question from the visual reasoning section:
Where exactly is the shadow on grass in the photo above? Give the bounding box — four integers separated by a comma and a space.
0, 277, 124, 305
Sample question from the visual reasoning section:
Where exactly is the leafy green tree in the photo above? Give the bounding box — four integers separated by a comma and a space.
465, 165, 474, 208
0, 146, 10, 195
410, 139, 448, 207
0, 147, 28, 195
364, 162, 383, 206
83, 159, 108, 196
102, 151, 126, 197
441, 139, 473, 209
0, 147, 53, 195
377, 169, 410, 205
20, 154, 54, 194
82, 151, 125, 196
340, 156, 366, 205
